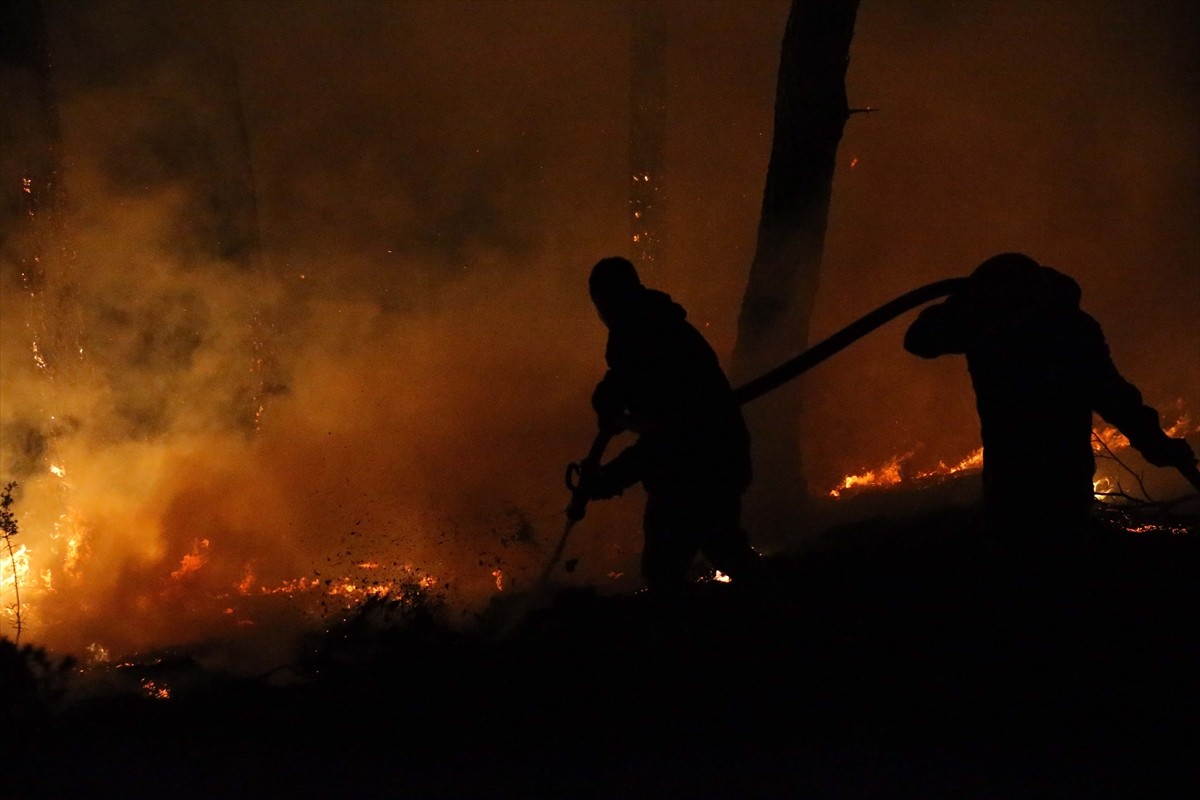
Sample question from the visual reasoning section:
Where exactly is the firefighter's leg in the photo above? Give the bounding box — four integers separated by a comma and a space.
695, 494, 783, 597
641, 492, 700, 592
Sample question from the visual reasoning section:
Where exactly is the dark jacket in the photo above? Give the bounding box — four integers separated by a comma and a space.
593, 288, 751, 495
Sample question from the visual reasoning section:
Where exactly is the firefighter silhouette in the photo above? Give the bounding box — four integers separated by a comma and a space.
584, 257, 770, 591
905, 252, 1196, 540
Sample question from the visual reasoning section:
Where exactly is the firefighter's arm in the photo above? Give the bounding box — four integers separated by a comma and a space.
903, 298, 970, 358
1086, 316, 1197, 469
585, 444, 646, 500
592, 370, 629, 432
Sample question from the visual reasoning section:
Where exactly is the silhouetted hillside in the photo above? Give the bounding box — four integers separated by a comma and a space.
8, 505, 1199, 799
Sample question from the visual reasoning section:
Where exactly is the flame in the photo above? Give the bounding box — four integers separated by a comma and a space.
829, 453, 910, 497
1091, 422, 1130, 454
2, 544, 32, 604
236, 565, 256, 595
829, 403, 1195, 501
169, 539, 211, 581
913, 447, 984, 480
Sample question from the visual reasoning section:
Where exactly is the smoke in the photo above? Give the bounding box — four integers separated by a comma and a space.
1, 0, 1196, 656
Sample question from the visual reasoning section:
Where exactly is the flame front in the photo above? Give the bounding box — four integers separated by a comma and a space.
829, 405, 1196, 502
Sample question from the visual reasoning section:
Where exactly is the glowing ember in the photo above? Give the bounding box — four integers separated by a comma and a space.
492, 568, 504, 591
141, 679, 171, 700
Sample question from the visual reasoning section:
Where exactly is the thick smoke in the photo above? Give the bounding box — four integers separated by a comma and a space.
1, 0, 1196, 656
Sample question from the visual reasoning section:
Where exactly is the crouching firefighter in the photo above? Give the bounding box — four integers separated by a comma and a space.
581, 257, 772, 594
904, 252, 1197, 547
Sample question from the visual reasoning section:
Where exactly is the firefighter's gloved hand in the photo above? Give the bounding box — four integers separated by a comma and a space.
586, 446, 644, 500
1140, 437, 1197, 469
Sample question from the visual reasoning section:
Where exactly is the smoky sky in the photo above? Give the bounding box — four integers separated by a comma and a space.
1, 0, 1197, 654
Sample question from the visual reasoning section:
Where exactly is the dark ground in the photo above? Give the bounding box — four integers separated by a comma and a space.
7, 506, 1199, 799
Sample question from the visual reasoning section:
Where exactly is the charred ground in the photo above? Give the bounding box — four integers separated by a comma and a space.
7, 504, 1199, 799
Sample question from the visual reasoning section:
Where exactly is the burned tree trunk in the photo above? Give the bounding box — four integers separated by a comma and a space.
733, 0, 859, 537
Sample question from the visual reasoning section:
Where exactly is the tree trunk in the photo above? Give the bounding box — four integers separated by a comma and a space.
732, 0, 859, 539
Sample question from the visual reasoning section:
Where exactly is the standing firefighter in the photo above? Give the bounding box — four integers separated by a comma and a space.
904, 252, 1196, 543
583, 257, 769, 592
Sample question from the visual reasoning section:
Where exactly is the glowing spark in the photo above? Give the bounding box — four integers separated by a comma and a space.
85, 643, 111, 665
492, 568, 504, 591
31, 341, 47, 371
49, 465, 66, 478
141, 679, 171, 700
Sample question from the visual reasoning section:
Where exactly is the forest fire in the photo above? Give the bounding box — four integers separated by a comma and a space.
0, 0, 1193, 707
1, 6, 1197, 800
